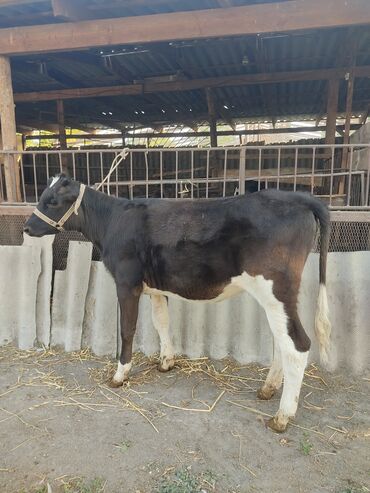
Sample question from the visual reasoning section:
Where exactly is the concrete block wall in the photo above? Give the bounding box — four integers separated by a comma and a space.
0, 236, 369, 372
51, 241, 93, 352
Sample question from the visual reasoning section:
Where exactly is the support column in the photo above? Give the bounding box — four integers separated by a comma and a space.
0, 55, 21, 202
341, 71, 355, 169
56, 99, 69, 173
325, 78, 339, 145
121, 130, 126, 148
57, 99, 67, 149
205, 87, 218, 148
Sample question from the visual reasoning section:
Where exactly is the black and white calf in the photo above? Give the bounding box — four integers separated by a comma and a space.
24, 175, 331, 432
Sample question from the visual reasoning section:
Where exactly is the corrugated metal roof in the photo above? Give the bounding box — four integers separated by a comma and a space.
2, 3, 369, 130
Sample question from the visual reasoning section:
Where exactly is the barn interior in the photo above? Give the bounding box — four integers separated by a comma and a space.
0, 0, 370, 208
0, 0, 369, 147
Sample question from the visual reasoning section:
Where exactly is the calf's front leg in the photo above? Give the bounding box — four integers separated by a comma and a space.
110, 285, 141, 387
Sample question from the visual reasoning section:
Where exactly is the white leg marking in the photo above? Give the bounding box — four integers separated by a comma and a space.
113, 361, 132, 384
233, 271, 308, 429
315, 283, 331, 365
278, 342, 308, 418
264, 297, 308, 427
151, 294, 174, 370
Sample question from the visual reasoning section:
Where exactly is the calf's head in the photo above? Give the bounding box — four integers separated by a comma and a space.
24, 175, 82, 237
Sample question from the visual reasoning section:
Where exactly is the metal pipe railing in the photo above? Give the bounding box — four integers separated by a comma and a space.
0, 144, 369, 210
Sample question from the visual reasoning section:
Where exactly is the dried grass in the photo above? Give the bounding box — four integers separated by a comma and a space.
0, 345, 354, 443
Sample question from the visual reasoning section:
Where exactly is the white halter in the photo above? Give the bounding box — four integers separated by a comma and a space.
33, 183, 86, 231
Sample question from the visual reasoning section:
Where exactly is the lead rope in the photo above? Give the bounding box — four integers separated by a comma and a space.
96, 148, 130, 195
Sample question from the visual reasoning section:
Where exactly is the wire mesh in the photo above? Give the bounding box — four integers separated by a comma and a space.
0, 215, 369, 274
0, 215, 100, 271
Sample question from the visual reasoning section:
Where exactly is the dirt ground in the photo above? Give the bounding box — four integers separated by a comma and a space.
0, 346, 368, 493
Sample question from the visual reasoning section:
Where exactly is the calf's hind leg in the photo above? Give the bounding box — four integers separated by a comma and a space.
257, 339, 283, 400
235, 272, 310, 432
151, 294, 175, 372
266, 309, 309, 432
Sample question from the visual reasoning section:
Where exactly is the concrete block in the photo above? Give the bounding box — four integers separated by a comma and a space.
300, 252, 370, 373
23, 234, 54, 346
0, 245, 41, 349
82, 261, 118, 357
51, 241, 92, 352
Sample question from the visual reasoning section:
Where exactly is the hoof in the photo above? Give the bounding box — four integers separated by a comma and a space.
108, 378, 124, 388
257, 386, 276, 400
158, 357, 175, 373
267, 416, 288, 433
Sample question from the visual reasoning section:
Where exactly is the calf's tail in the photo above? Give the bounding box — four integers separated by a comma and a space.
309, 199, 332, 365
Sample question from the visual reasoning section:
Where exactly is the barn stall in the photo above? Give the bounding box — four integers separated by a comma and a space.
0, 1, 369, 492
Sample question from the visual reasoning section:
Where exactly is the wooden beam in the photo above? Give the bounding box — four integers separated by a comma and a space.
0, 55, 21, 202
51, 0, 95, 21
0, 204, 34, 215
325, 78, 339, 144
1, 0, 370, 56
23, 124, 361, 141
14, 65, 370, 103
0, 0, 43, 5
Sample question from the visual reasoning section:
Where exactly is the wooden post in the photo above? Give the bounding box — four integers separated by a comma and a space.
56, 99, 69, 173
121, 130, 126, 148
341, 71, 355, 168
205, 87, 218, 147
0, 55, 21, 202
325, 78, 339, 145
57, 99, 67, 149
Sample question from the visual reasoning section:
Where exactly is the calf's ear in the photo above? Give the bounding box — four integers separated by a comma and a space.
57, 180, 79, 201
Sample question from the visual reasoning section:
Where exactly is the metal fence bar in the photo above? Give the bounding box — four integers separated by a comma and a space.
145, 151, 149, 199
86, 152, 90, 187
364, 152, 370, 206
46, 153, 50, 182
329, 147, 335, 206
223, 149, 228, 197
2, 143, 370, 154
99, 152, 103, 184
115, 153, 119, 198
20, 155, 26, 202
294, 147, 298, 192
277, 147, 281, 190
258, 148, 262, 191
311, 147, 316, 194
175, 150, 178, 199
0, 164, 4, 201
160, 150, 164, 199
32, 153, 38, 202
239, 147, 246, 195
346, 146, 354, 207
129, 151, 133, 200
206, 149, 209, 198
